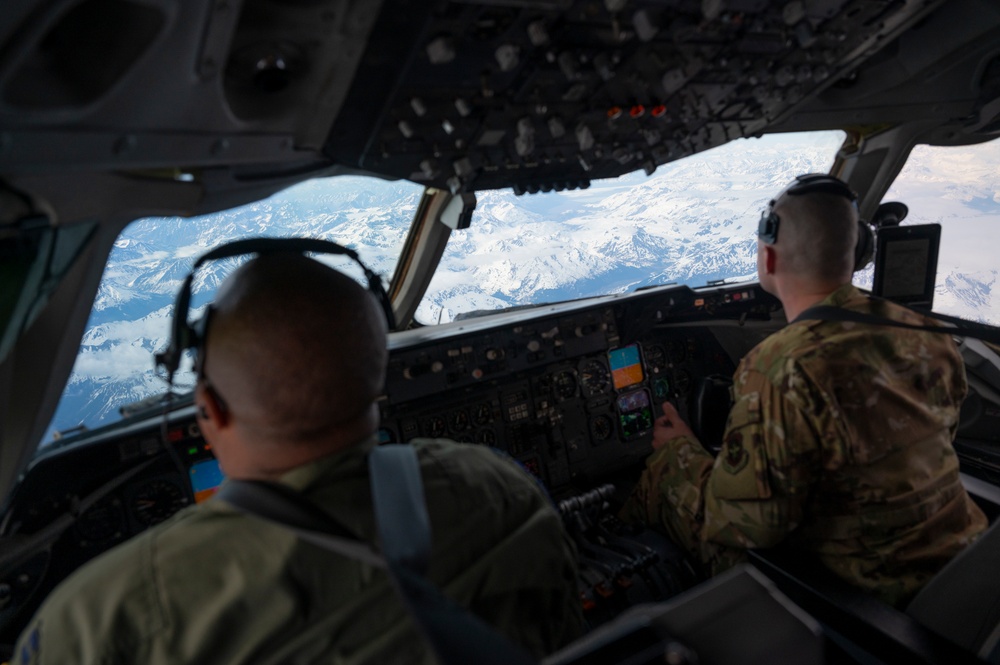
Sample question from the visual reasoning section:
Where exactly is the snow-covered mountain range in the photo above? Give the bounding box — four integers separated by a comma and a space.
43, 131, 1000, 443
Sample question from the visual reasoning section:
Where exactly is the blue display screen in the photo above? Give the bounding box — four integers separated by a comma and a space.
189, 458, 225, 503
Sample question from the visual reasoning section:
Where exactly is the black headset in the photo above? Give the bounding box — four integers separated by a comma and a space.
757, 173, 875, 271
154, 237, 396, 383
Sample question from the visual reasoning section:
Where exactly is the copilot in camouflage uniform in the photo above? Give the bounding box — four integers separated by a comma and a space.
621, 284, 988, 607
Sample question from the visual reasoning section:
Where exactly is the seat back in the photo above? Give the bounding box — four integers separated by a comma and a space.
906, 519, 1000, 662
690, 374, 732, 455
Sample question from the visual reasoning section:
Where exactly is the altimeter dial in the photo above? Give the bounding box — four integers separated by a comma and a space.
131, 480, 186, 527
579, 359, 610, 396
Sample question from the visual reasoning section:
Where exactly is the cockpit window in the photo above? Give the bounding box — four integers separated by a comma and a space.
42, 176, 422, 446
45, 132, 999, 448
44, 133, 850, 446
878, 138, 1000, 324
413, 130, 847, 324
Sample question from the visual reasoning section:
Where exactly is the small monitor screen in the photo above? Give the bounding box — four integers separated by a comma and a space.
189, 458, 225, 503
609, 344, 644, 391
880, 238, 931, 297
617, 389, 653, 439
873, 224, 940, 309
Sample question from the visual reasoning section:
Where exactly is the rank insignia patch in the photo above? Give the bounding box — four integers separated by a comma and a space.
722, 433, 749, 474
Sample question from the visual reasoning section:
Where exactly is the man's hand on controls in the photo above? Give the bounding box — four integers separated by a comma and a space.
651, 401, 695, 450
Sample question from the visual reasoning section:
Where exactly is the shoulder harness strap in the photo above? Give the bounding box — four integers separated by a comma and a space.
218, 443, 536, 665
792, 302, 1000, 346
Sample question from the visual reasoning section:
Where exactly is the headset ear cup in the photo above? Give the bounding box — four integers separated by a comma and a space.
854, 220, 875, 271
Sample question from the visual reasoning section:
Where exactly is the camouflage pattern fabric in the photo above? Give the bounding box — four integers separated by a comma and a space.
14, 438, 582, 665
621, 284, 988, 607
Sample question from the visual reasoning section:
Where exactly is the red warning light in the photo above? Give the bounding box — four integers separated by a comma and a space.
606, 106, 623, 119
629, 105, 645, 118
651, 104, 667, 117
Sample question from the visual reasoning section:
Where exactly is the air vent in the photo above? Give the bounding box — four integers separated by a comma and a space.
2, 0, 165, 109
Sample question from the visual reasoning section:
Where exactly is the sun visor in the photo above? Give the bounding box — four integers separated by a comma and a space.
0, 219, 96, 363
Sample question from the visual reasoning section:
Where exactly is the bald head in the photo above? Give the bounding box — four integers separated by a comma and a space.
201, 253, 388, 450
769, 188, 858, 284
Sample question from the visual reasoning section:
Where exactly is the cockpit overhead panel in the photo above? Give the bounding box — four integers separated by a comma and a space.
324, 0, 946, 193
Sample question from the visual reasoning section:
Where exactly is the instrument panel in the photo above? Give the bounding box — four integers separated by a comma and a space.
380, 325, 738, 493
0, 281, 779, 643
377, 283, 771, 493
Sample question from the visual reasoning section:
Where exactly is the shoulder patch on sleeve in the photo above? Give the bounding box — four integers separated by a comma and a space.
710, 391, 772, 501
18, 623, 41, 664
721, 432, 749, 474
721, 391, 760, 475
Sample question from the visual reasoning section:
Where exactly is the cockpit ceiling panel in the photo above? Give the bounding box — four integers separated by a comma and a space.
8, 0, 997, 192
323, 0, 945, 193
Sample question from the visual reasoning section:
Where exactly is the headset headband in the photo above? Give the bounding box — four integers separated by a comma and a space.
154, 237, 396, 382
784, 173, 859, 203
758, 173, 859, 244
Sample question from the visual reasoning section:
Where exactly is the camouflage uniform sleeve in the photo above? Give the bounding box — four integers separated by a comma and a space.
618, 432, 715, 564
622, 359, 832, 574
700, 362, 829, 572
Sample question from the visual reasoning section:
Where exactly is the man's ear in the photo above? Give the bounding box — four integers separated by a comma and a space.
195, 383, 231, 431
763, 245, 777, 276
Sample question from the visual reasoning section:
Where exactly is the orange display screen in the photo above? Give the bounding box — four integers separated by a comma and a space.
609, 344, 644, 390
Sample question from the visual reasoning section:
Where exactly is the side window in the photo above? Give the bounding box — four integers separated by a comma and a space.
871, 139, 1000, 323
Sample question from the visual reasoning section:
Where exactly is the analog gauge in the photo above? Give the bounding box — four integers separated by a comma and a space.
553, 370, 578, 400
76, 496, 125, 546
474, 403, 493, 426
449, 409, 470, 435
131, 480, 186, 527
674, 369, 692, 396
424, 415, 446, 438
22, 495, 66, 532
579, 359, 610, 396
645, 344, 667, 374
653, 377, 671, 401
590, 415, 613, 442
476, 428, 497, 446
665, 339, 686, 365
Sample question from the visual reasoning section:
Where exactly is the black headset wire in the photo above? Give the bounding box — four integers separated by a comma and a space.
158, 393, 190, 493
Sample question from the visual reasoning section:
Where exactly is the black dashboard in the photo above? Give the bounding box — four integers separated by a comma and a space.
0, 280, 782, 642
379, 284, 773, 493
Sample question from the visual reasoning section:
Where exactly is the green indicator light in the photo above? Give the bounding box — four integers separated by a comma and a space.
188, 447, 198, 455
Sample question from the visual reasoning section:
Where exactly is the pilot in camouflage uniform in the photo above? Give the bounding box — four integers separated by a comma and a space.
13, 252, 582, 664
14, 437, 581, 665
621, 175, 988, 607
